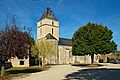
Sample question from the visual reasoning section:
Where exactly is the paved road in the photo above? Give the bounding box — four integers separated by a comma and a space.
12, 64, 120, 80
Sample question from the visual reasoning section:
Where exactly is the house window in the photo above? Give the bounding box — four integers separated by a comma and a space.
52, 28, 53, 34
40, 28, 42, 35
20, 61, 24, 65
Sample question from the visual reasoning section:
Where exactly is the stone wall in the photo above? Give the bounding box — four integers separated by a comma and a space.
72, 55, 91, 64
58, 45, 72, 64
58, 45, 92, 64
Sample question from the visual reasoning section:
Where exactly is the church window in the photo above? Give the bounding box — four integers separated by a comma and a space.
49, 11, 52, 15
49, 13, 52, 15
40, 28, 42, 35
40, 22, 42, 26
52, 21, 54, 25
52, 28, 53, 34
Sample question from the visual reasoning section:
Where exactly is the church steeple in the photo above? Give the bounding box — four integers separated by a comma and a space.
37, 7, 59, 41
39, 7, 58, 21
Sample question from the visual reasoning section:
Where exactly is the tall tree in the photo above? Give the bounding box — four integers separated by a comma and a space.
31, 39, 55, 66
0, 19, 31, 76
72, 23, 117, 63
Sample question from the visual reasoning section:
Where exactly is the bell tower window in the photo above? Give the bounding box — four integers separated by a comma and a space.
40, 22, 42, 26
52, 28, 53, 34
40, 28, 42, 35
52, 21, 54, 26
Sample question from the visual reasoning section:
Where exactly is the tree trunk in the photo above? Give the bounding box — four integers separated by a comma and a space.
42, 56, 45, 66
1, 63, 5, 76
38, 52, 41, 67
42, 59, 45, 66
38, 60, 41, 67
91, 54, 94, 64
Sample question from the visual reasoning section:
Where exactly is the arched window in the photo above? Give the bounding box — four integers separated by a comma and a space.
52, 28, 53, 34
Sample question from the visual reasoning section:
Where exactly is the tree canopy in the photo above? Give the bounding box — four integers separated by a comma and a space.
0, 18, 31, 76
31, 39, 55, 66
72, 23, 117, 63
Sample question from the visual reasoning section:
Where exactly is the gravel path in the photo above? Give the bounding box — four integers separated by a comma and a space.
12, 65, 85, 80
12, 64, 120, 80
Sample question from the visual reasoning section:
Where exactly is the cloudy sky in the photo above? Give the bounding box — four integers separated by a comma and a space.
0, 0, 120, 50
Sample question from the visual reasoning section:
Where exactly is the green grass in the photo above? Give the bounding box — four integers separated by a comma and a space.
1, 66, 49, 80
0, 65, 50, 80
5, 66, 49, 76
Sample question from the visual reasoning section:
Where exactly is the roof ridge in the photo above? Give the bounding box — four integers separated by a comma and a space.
45, 33, 57, 40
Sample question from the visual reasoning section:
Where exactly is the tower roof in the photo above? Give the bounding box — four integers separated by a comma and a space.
39, 7, 58, 21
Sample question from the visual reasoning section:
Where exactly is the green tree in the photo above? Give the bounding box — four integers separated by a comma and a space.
31, 39, 55, 66
72, 23, 117, 63
29, 37, 37, 66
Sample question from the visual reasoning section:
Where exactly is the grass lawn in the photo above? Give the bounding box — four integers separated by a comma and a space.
0, 66, 49, 80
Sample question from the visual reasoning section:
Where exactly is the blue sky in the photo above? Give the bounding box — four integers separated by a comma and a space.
0, 0, 120, 50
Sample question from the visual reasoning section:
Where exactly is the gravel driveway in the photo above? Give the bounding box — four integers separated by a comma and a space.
12, 64, 120, 80
12, 65, 84, 80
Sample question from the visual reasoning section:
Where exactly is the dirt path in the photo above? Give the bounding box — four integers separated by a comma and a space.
12, 65, 85, 80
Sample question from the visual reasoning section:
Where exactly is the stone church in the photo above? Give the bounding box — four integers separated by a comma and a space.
10, 7, 96, 67
37, 7, 92, 65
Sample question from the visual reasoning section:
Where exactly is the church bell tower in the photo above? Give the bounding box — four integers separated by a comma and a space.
37, 7, 59, 41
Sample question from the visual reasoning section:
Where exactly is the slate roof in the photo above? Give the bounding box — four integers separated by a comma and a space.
39, 7, 58, 21
58, 38, 72, 46
45, 33, 57, 40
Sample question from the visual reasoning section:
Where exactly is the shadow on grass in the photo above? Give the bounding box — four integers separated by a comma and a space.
5, 66, 47, 76
64, 68, 120, 80
0, 66, 49, 80
6, 68, 42, 74
71, 64, 103, 67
